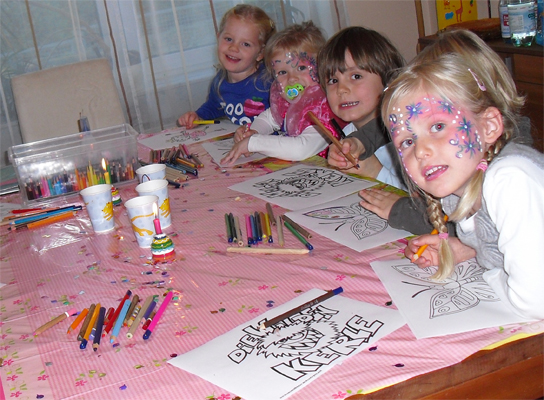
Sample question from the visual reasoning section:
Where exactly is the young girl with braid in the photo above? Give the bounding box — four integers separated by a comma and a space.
384, 49, 544, 320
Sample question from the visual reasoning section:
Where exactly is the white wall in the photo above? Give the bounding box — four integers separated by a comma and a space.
343, 0, 498, 63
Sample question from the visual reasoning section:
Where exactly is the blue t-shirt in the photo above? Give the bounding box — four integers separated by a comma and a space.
196, 64, 271, 125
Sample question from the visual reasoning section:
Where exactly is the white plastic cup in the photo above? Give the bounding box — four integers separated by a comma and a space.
136, 164, 166, 183
80, 184, 114, 233
135, 179, 171, 229
124, 195, 159, 248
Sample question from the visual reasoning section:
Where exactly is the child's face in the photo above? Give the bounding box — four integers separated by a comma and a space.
325, 51, 383, 129
389, 88, 485, 198
217, 16, 263, 83
271, 49, 319, 103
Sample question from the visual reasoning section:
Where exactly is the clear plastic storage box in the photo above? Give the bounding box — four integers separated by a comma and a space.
8, 124, 140, 205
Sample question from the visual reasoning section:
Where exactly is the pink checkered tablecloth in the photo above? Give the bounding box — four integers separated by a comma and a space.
1, 136, 542, 400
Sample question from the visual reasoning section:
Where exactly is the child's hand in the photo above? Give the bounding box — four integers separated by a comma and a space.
359, 187, 402, 219
405, 236, 476, 268
177, 111, 199, 129
221, 137, 251, 166
405, 234, 441, 268
234, 126, 256, 143
327, 137, 365, 169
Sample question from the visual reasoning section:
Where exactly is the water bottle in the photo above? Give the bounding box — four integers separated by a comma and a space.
536, 0, 543, 46
499, 0, 511, 43
508, 0, 537, 47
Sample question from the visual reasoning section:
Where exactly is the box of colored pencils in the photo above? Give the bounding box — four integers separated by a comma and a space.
8, 124, 140, 205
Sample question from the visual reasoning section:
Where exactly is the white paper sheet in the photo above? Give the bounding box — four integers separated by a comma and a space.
371, 259, 533, 339
168, 289, 405, 400
201, 137, 267, 166
285, 193, 411, 252
228, 165, 374, 210
137, 120, 238, 150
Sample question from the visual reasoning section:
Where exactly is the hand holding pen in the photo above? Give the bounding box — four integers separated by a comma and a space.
233, 123, 255, 144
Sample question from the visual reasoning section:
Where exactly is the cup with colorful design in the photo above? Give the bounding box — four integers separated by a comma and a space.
136, 164, 166, 183
135, 179, 171, 229
124, 195, 159, 248
80, 184, 114, 233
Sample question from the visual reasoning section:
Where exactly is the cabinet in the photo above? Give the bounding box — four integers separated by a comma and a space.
418, 36, 543, 152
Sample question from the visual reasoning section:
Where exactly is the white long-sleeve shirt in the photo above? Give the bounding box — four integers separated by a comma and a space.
247, 109, 328, 161
453, 144, 544, 320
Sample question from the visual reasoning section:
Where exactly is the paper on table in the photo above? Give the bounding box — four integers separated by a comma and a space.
201, 137, 267, 166
138, 120, 238, 150
168, 288, 405, 400
371, 259, 534, 339
285, 192, 411, 252
229, 164, 374, 210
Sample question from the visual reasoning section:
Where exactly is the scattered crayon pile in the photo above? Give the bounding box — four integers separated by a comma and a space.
32, 289, 176, 351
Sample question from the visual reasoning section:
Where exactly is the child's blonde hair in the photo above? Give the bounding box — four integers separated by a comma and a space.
317, 26, 405, 91
214, 4, 276, 97
382, 30, 524, 279
263, 21, 326, 77
218, 4, 276, 49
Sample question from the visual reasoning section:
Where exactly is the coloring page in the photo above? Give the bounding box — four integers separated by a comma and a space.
201, 137, 267, 166
137, 120, 238, 150
285, 192, 411, 252
229, 165, 374, 210
169, 289, 405, 400
371, 259, 533, 339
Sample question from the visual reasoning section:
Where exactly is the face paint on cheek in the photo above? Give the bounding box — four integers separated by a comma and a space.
448, 109, 483, 159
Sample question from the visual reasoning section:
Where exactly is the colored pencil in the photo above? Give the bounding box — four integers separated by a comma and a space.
266, 203, 276, 225
284, 220, 314, 251
92, 307, 106, 352
307, 111, 359, 168
234, 216, 243, 247
276, 215, 284, 247
78, 304, 96, 341
227, 247, 309, 255
34, 308, 77, 336
103, 290, 132, 337
412, 215, 449, 262
67, 308, 88, 334
282, 215, 312, 239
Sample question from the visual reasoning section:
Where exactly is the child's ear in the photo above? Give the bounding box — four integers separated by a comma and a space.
481, 106, 504, 148
256, 47, 265, 63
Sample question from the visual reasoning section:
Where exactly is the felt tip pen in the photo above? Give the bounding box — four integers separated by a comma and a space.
142, 311, 156, 330
260, 287, 343, 330
284, 220, 313, 251
92, 307, 106, 352
143, 291, 174, 340
193, 120, 220, 125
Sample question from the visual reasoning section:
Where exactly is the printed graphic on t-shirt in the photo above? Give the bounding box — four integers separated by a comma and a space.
221, 96, 265, 125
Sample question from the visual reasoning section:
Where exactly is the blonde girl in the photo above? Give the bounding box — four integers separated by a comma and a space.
383, 40, 544, 319
177, 4, 275, 128
221, 21, 339, 164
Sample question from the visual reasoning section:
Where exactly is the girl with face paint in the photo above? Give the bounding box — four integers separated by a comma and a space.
383, 35, 544, 320
221, 21, 339, 165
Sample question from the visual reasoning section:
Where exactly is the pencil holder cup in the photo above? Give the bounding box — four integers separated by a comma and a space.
136, 164, 166, 183
135, 179, 171, 229
124, 195, 159, 248
80, 184, 114, 233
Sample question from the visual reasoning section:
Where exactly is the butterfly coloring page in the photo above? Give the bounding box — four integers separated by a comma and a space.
285, 192, 411, 251
371, 259, 532, 339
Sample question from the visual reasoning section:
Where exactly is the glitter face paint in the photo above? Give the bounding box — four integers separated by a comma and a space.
387, 91, 485, 198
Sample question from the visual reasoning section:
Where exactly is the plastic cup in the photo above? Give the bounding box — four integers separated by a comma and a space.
124, 195, 159, 248
80, 184, 114, 232
136, 164, 166, 183
135, 179, 171, 229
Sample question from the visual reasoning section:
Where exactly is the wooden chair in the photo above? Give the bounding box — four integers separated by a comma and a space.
11, 58, 125, 143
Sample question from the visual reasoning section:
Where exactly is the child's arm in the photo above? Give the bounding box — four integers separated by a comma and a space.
247, 125, 328, 161
349, 119, 389, 160
483, 154, 544, 320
